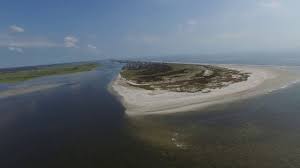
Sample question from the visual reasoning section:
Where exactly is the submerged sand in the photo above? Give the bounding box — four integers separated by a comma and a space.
0, 84, 63, 99
111, 64, 300, 116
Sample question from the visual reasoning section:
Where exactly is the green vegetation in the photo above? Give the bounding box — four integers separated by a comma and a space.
0, 63, 99, 83
120, 62, 250, 93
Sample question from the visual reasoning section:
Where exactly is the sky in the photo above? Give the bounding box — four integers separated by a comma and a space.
1, 0, 300, 67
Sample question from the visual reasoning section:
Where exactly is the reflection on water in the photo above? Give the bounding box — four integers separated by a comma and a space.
1, 61, 300, 168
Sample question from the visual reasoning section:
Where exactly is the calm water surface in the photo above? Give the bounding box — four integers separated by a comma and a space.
1, 61, 300, 168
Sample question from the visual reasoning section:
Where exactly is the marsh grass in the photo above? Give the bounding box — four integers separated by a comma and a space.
0, 63, 99, 83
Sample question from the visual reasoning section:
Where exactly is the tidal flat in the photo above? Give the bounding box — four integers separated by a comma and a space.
127, 84, 300, 168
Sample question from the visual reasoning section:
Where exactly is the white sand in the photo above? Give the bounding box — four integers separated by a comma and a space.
110, 64, 300, 116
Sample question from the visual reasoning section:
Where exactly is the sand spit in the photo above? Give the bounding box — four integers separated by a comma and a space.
0, 84, 63, 99
111, 64, 300, 116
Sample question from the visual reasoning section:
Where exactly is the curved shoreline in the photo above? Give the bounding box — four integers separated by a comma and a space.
111, 64, 300, 116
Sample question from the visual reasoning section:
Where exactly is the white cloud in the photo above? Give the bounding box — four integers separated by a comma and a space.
87, 44, 97, 49
177, 19, 199, 33
187, 19, 198, 25
1, 27, 59, 49
10, 25, 25, 33
7, 40, 58, 48
8, 46, 23, 53
64, 36, 79, 48
0, 37, 59, 49
259, 0, 281, 8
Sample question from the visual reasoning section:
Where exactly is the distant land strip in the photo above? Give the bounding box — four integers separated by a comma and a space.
0, 62, 100, 83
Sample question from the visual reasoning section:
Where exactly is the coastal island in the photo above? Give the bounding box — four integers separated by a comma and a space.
111, 61, 300, 115
0, 63, 99, 83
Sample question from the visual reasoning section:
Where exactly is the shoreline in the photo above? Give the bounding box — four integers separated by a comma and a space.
110, 64, 300, 116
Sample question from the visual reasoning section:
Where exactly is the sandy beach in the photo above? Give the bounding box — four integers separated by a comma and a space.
110, 64, 300, 116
